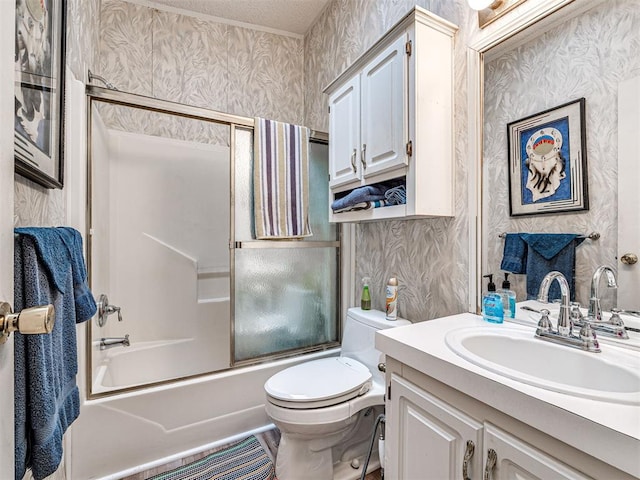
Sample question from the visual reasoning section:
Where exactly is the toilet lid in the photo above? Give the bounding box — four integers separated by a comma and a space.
265, 357, 372, 409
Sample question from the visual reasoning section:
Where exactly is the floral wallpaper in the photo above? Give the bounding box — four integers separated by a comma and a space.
14, 0, 101, 228
483, 0, 640, 307
305, 0, 476, 321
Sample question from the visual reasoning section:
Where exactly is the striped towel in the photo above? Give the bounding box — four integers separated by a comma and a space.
254, 117, 312, 239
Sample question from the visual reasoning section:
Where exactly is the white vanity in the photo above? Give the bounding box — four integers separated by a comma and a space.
376, 314, 640, 480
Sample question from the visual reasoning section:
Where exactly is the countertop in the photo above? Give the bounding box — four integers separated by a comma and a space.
375, 312, 640, 477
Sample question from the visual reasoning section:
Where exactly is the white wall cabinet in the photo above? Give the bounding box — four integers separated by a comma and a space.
324, 7, 458, 223
385, 369, 626, 480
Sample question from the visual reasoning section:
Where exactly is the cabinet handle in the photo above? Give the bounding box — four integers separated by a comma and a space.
483, 448, 497, 480
350, 148, 357, 173
361, 144, 367, 170
463, 440, 475, 480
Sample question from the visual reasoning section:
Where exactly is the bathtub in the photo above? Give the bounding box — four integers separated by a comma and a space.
71, 346, 340, 479
92, 338, 203, 393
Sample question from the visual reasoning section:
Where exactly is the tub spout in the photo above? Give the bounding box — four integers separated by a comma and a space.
100, 334, 130, 350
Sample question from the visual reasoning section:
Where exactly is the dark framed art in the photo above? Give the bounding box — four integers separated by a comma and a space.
14, 0, 66, 189
507, 98, 588, 216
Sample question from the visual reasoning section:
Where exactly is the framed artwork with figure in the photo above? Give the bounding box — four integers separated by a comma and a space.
14, 0, 66, 189
507, 98, 588, 216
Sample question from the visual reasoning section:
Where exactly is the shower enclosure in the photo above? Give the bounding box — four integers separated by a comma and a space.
86, 86, 339, 397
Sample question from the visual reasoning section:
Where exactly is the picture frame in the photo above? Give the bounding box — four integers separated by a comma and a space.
14, 0, 66, 189
507, 98, 588, 216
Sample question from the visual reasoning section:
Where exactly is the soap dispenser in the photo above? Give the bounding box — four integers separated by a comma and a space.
482, 274, 504, 324
499, 272, 516, 319
361, 277, 371, 310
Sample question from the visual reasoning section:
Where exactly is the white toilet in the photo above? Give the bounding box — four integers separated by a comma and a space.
264, 307, 411, 480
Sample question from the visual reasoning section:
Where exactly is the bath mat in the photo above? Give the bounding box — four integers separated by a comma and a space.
147, 436, 276, 480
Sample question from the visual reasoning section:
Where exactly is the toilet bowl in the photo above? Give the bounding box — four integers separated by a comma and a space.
264, 308, 411, 480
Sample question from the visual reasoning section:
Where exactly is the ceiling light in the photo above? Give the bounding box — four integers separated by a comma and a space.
469, 0, 526, 28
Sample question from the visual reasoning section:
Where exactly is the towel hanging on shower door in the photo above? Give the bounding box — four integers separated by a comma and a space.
253, 117, 313, 239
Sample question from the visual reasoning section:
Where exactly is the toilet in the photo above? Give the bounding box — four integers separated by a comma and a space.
264, 307, 411, 480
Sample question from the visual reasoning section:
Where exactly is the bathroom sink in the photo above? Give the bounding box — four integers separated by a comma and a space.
445, 326, 640, 405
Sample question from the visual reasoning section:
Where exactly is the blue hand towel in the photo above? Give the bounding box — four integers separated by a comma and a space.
520, 233, 585, 301
500, 233, 528, 274
14, 229, 96, 480
331, 185, 387, 211
15, 227, 96, 323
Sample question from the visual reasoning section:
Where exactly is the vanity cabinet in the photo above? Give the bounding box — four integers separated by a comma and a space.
324, 7, 457, 223
385, 367, 630, 480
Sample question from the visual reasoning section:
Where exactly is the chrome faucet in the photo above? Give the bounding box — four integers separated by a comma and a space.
535, 271, 600, 352
587, 266, 618, 322
100, 334, 130, 350
537, 271, 572, 336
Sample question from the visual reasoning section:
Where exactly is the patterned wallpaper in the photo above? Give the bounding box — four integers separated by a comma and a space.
305, 0, 476, 321
97, 0, 304, 130
14, 0, 101, 227
483, 0, 640, 307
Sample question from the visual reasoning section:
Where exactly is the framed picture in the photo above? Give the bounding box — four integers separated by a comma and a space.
14, 0, 66, 189
507, 98, 588, 216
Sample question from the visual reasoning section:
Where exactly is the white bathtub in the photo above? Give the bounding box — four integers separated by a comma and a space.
92, 339, 203, 393
71, 346, 340, 479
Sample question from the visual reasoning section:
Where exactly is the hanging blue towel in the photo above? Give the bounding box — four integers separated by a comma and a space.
520, 233, 585, 302
500, 233, 528, 274
14, 228, 96, 480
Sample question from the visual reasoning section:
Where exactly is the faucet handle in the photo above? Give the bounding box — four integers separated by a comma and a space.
569, 302, 584, 323
536, 309, 553, 334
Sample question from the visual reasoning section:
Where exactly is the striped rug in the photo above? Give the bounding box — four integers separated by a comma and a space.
147, 436, 276, 480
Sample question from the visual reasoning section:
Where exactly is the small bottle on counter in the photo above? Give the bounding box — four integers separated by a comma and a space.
361, 277, 371, 310
385, 276, 398, 320
499, 272, 516, 319
482, 274, 504, 324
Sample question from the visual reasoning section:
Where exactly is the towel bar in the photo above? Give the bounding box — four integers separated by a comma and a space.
498, 231, 600, 240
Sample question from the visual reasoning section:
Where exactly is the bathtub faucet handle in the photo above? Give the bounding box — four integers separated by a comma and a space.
97, 294, 123, 326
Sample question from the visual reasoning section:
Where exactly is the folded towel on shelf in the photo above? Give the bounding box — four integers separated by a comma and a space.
519, 233, 585, 301
254, 117, 312, 239
385, 184, 406, 205
14, 228, 96, 480
332, 199, 393, 214
500, 233, 528, 274
331, 185, 387, 211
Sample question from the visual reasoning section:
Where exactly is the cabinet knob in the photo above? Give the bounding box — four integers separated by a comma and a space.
621, 253, 638, 265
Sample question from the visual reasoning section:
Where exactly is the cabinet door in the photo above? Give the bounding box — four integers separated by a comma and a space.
386, 375, 483, 480
328, 75, 360, 188
361, 34, 407, 178
483, 423, 592, 480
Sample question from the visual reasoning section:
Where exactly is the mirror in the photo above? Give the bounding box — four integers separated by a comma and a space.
478, 0, 640, 312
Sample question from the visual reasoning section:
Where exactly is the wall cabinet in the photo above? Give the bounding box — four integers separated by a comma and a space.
324, 7, 458, 223
386, 374, 606, 480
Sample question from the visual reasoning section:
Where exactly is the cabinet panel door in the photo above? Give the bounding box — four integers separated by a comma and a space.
386, 375, 483, 480
361, 34, 407, 178
483, 423, 592, 480
328, 76, 360, 188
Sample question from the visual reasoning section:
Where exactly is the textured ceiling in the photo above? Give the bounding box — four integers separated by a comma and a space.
148, 0, 331, 35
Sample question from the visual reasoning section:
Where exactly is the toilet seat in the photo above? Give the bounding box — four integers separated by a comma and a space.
265, 357, 372, 409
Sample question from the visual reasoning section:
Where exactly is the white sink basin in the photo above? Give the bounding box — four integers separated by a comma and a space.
445, 326, 640, 405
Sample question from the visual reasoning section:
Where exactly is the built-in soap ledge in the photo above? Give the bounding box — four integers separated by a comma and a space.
330, 177, 407, 223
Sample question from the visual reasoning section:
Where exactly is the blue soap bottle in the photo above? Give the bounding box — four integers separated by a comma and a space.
482, 274, 504, 324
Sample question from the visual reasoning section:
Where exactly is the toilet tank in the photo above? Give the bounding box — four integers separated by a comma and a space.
341, 308, 411, 383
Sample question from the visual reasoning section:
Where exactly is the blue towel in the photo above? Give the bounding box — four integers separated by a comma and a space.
15, 227, 96, 323
520, 233, 585, 301
500, 234, 528, 274
331, 185, 386, 211
14, 228, 97, 480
